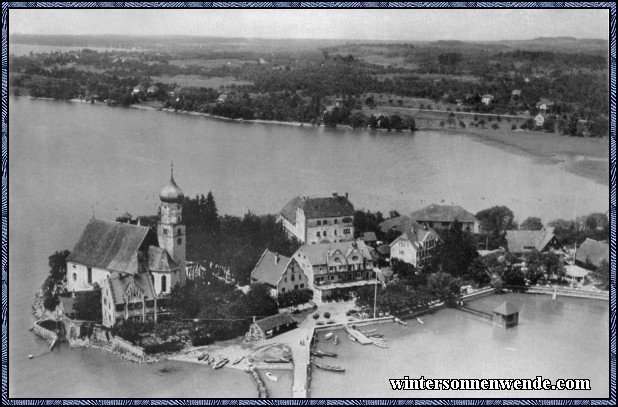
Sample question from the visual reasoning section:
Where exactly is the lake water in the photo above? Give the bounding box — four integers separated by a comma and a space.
7, 97, 610, 398
310, 294, 609, 398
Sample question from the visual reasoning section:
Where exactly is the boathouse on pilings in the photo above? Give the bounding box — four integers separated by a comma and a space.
492, 301, 519, 328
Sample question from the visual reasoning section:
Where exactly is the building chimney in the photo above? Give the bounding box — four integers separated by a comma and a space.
332, 192, 338, 197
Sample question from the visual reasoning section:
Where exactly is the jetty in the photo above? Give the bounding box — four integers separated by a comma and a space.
343, 324, 373, 345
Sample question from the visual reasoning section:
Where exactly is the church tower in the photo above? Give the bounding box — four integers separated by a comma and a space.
157, 164, 186, 288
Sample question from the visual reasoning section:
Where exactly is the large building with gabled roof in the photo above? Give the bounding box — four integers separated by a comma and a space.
66, 169, 188, 327
278, 193, 355, 244
250, 249, 308, 297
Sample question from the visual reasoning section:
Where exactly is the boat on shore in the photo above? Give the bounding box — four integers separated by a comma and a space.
315, 362, 345, 372
265, 372, 278, 382
213, 358, 229, 369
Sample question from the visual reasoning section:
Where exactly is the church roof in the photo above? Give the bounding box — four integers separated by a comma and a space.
148, 246, 179, 273
67, 218, 154, 274
160, 171, 184, 203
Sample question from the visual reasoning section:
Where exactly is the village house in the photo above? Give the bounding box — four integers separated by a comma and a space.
131, 84, 145, 95
505, 227, 560, 258
247, 313, 297, 340
409, 204, 479, 233
278, 193, 355, 245
66, 170, 188, 327
575, 238, 609, 270
481, 94, 494, 105
250, 249, 308, 297
293, 240, 375, 303
384, 218, 440, 268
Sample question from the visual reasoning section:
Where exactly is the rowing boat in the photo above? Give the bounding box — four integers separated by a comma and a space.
315, 362, 345, 372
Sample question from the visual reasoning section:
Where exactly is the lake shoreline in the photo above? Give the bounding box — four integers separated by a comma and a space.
43, 96, 608, 186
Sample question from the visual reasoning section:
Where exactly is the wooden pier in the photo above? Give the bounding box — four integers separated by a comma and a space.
343, 324, 374, 345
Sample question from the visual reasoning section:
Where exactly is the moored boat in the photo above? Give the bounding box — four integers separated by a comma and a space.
315, 362, 345, 372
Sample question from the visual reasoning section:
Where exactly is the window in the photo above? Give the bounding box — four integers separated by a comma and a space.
177, 237, 182, 245
161, 275, 167, 292
87, 267, 92, 284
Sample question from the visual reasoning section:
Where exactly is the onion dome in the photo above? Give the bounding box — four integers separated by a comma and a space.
160, 166, 184, 203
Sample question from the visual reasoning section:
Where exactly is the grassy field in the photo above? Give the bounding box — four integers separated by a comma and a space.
152, 75, 253, 89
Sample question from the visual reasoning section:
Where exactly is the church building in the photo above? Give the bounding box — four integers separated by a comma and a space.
66, 169, 188, 327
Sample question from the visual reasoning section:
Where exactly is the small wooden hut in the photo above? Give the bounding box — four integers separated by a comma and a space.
492, 301, 519, 328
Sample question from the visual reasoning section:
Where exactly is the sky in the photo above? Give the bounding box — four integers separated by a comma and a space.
9, 8, 609, 41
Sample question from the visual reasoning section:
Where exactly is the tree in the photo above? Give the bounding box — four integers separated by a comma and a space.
591, 259, 609, 289
520, 217, 544, 231
73, 290, 103, 321
42, 250, 71, 311
432, 222, 478, 278
427, 272, 461, 304
244, 283, 279, 318
476, 206, 516, 249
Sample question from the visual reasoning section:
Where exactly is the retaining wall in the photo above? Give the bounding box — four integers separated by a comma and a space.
112, 336, 145, 357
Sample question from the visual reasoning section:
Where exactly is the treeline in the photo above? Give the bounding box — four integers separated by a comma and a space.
182, 192, 301, 286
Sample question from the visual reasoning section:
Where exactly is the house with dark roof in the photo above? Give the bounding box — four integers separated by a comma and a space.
248, 312, 297, 340
67, 169, 189, 327
409, 204, 479, 233
293, 240, 374, 303
278, 193, 355, 244
383, 217, 440, 268
250, 249, 308, 297
505, 227, 559, 257
575, 238, 609, 270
